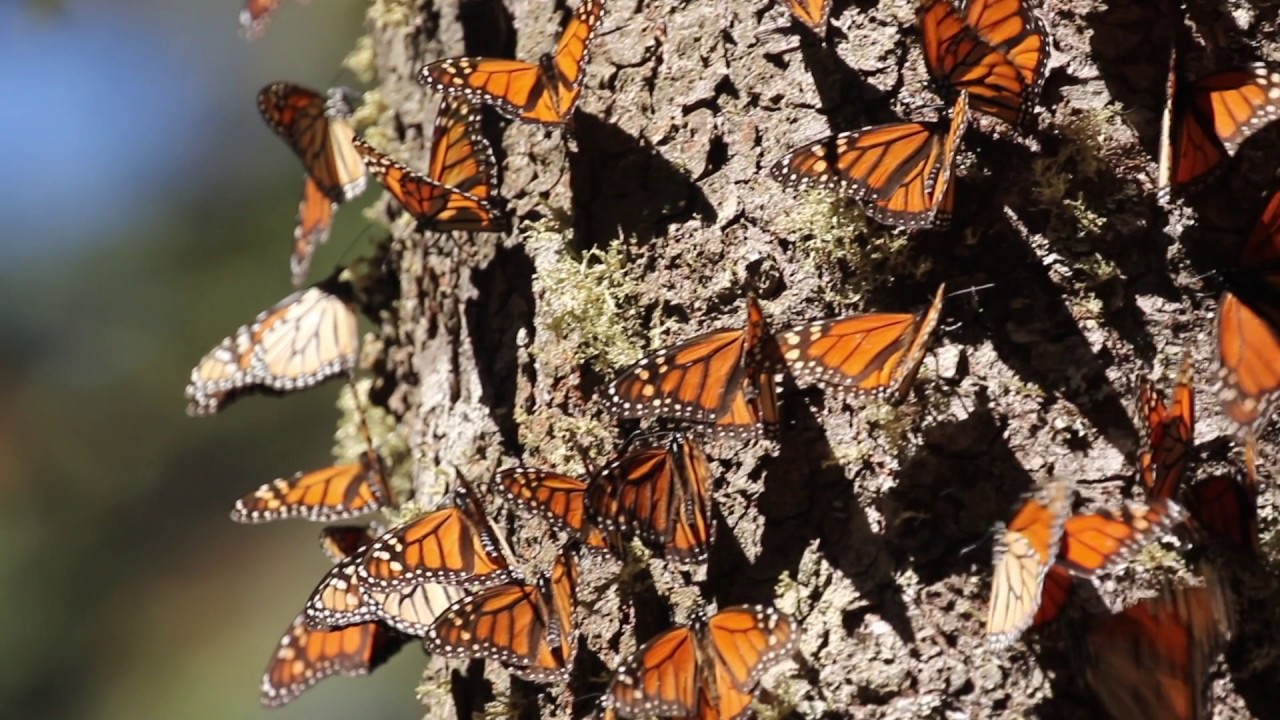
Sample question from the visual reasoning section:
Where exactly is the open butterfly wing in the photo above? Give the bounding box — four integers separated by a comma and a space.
231, 453, 388, 524
497, 468, 610, 550
258, 83, 367, 202
985, 479, 1070, 646
705, 606, 796, 692
353, 136, 504, 232
1138, 357, 1195, 501
607, 626, 702, 717
260, 612, 407, 707
305, 555, 381, 629
1216, 292, 1280, 433
358, 488, 512, 590
774, 284, 946, 401
185, 284, 360, 416
606, 329, 749, 424
428, 98, 500, 202
1059, 500, 1186, 577
292, 177, 338, 286
1031, 564, 1073, 629
362, 582, 466, 637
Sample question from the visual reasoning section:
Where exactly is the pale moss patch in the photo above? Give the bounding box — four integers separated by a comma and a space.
1030, 107, 1134, 247
351, 88, 389, 140
770, 192, 926, 306
525, 219, 649, 371
367, 0, 417, 28
510, 402, 616, 473
343, 34, 377, 84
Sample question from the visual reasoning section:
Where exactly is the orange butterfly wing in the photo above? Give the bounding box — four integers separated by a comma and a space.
1137, 357, 1195, 501
185, 283, 360, 416
292, 177, 337, 286
1216, 292, 1280, 433
231, 451, 389, 523
1058, 500, 1186, 577
587, 433, 715, 563
783, 0, 831, 31
1084, 579, 1233, 720
775, 284, 946, 401
426, 552, 579, 683
1030, 564, 1073, 629
770, 93, 969, 228
358, 484, 512, 590
985, 479, 1070, 646
418, 0, 603, 125
918, 0, 1048, 129
606, 297, 779, 434
608, 626, 701, 717
260, 612, 407, 707
240, 0, 282, 39
497, 468, 611, 550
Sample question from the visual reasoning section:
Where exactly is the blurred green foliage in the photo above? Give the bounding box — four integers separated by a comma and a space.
0, 1, 428, 718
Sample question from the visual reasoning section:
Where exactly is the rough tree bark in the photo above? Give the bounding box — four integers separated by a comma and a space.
349, 0, 1280, 717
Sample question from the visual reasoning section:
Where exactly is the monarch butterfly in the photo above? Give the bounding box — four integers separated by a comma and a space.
986, 479, 1186, 646
258, 82, 367, 286
1187, 472, 1259, 556
770, 92, 970, 228
230, 448, 390, 523
774, 284, 947, 402
261, 527, 406, 706
1031, 564, 1073, 629
496, 468, 613, 551
1084, 575, 1233, 720
418, 0, 604, 126
587, 432, 716, 563
605, 605, 796, 720
354, 100, 506, 232
1158, 51, 1280, 199
1137, 356, 1195, 502
604, 295, 782, 437
425, 551, 580, 683
358, 481, 513, 591
783, 0, 831, 32
1218, 190, 1280, 434
917, 0, 1049, 130
185, 281, 360, 416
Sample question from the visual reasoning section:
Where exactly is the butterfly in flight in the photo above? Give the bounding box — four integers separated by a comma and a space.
185, 280, 360, 416
774, 284, 947, 403
231, 447, 390, 524
357, 481, 514, 591
425, 550, 580, 683
497, 467, 614, 552
782, 0, 831, 32
1217, 190, 1280, 435
770, 92, 970, 228
1158, 49, 1280, 199
259, 82, 367, 286
354, 99, 506, 232
419, 0, 604, 126
240, 0, 304, 40
917, 0, 1049, 130
260, 527, 408, 707
1137, 354, 1195, 502
587, 432, 716, 564
1083, 572, 1233, 720
605, 605, 796, 720
605, 295, 783, 437
986, 478, 1187, 647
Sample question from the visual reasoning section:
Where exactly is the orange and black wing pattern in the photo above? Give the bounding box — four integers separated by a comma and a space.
587, 432, 715, 563
1058, 499, 1186, 577
1084, 578, 1233, 720
985, 478, 1070, 647
231, 451, 389, 523
426, 551, 580, 683
497, 468, 611, 551
358, 483, 512, 590
418, 0, 604, 126
605, 605, 795, 720
260, 611, 408, 707
354, 100, 505, 232
1188, 473, 1259, 556
770, 92, 970, 228
774, 284, 947, 402
918, 0, 1048, 129
783, 0, 831, 32
185, 282, 360, 416
1031, 564, 1073, 629
1137, 355, 1195, 502
1159, 58, 1280, 197
605, 296, 780, 435
258, 83, 367, 285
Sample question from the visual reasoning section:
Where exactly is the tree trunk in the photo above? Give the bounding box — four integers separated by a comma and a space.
356, 0, 1280, 717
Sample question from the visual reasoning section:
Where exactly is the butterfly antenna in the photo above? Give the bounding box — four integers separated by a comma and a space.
958, 525, 997, 558
945, 283, 996, 299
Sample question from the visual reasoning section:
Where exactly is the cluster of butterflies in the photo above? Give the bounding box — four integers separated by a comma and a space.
202, 0, 1280, 716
